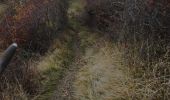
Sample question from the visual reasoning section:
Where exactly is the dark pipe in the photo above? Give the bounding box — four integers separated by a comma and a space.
0, 43, 17, 74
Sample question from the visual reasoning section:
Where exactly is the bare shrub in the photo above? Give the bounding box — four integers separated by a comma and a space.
83, 0, 125, 39
0, 0, 68, 53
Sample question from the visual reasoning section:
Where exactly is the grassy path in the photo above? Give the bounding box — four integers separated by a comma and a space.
51, 0, 132, 99
35, 22, 132, 100
52, 29, 133, 100
35, 0, 132, 99
72, 31, 132, 100
52, 31, 84, 100
34, 30, 78, 100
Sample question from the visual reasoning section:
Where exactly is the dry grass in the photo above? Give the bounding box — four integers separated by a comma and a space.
82, 0, 170, 99
0, 58, 40, 100
0, 30, 75, 100
125, 44, 170, 100
33, 31, 76, 100
0, 0, 70, 97
73, 32, 133, 100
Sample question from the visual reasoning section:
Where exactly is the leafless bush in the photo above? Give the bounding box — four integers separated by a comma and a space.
83, 0, 125, 39
0, 0, 68, 53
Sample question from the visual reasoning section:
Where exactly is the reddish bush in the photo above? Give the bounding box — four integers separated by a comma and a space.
0, 0, 69, 98
0, 0, 68, 53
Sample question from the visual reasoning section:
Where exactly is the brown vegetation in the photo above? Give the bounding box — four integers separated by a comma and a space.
0, 0, 68, 99
0, 0, 68, 53
83, 0, 170, 99
0, 0, 169, 99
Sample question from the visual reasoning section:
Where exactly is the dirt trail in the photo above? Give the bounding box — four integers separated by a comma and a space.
51, 29, 132, 100
51, 0, 132, 99
73, 33, 132, 100
52, 32, 85, 100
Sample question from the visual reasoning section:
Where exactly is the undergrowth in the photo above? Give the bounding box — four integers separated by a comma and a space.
34, 31, 76, 100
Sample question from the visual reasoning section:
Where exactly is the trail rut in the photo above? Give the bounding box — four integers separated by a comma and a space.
52, 31, 132, 100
